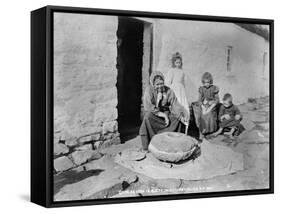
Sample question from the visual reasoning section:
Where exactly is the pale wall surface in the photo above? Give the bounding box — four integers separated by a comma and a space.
53, 14, 270, 169
54, 13, 119, 153
153, 20, 269, 104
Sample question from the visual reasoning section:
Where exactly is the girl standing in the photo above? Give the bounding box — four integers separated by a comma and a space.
165, 52, 190, 125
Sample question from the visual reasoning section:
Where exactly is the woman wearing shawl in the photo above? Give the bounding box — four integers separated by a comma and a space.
139, 71, 190, 151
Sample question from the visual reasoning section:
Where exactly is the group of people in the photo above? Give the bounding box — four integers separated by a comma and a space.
139, 52, 245, 151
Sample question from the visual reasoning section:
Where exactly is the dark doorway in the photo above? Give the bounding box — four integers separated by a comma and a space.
116, 17, 145, 142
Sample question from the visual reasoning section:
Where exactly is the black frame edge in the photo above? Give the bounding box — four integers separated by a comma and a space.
31, 6, 48, 207
31, 5, 274, 208
269, 20, 274, 194
45, 5, 273, 24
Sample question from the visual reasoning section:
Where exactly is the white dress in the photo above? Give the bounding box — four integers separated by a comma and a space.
165, 68, 190, 121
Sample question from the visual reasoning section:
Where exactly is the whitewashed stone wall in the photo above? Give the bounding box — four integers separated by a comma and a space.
53, 14, 270, 173
53, 13, 119, 172
153, 20, 270, 105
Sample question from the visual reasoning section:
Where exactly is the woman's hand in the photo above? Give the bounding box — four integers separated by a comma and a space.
180, 116, 189, 125
164, 115, 170, 127
157, 112, 169, 127
156, 92, 163, 107
235, 114, 241, 120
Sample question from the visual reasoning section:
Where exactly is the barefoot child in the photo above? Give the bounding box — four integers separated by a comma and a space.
213, 93, 245, 139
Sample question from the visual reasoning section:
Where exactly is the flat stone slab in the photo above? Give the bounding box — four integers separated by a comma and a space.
115, 140, 244, 181
241, 120, 256, 131
121, 150, 146, 161
70, 150, 102, 166
239, 130, 269, 144
243, 111, 268, 123
54, 155, 138, 201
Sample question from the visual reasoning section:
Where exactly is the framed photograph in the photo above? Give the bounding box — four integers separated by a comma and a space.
31, 5, 274, 207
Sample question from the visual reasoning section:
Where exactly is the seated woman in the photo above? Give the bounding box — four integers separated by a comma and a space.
139, 71, 189, 151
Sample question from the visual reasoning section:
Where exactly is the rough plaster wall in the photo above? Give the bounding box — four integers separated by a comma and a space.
54, 13, 119, 147
154, 20, 269, 104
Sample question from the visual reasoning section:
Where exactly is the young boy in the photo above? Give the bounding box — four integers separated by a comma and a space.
213, 93, 245, 139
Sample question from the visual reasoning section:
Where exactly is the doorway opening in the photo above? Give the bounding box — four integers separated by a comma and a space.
116, 17, 153, 142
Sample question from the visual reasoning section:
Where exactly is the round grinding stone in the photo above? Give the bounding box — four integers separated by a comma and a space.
148, 132, 198, 163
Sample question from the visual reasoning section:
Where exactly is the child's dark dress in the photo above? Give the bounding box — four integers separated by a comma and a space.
193, 85, 219, 134
218, 104, 245, 135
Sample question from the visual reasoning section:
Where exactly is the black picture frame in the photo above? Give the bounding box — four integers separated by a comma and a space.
31, 5, 274, 208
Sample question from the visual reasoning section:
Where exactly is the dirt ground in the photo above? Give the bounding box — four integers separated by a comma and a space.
54, 96, 270, 201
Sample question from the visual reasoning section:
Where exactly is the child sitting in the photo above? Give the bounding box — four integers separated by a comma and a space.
213, 93, 245, 139
192, 72, 219, 140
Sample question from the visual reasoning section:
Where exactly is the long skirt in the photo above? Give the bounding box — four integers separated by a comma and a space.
219, 118, 245, 135
170, 82, 190, 117
192, 102, 218, 134
139, 111, 183, 150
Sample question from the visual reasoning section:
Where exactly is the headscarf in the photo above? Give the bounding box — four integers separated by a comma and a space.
144, 71, 189, 121
150, 71, 165, 86
149, 71, 167, 108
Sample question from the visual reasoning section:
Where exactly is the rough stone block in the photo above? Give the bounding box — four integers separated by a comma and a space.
75, 144, 93, 151
78, 125, 102, 137
99, 137, 121, 149
102, 121, 118, 134
103, 133, 114, 140
54, 143, 69, 156
60, 130, 78, 147
54, 156, 74, 172
93, 141, 102, 149
103, 132, 120, 140
78, 134, 100, 144
65, 138, 79, 147
71, 150, 103, 166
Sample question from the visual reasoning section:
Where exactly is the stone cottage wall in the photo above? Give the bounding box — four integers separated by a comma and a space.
153, 20, 270, 105
52, 14, 270, 173
53, 13, 119, 173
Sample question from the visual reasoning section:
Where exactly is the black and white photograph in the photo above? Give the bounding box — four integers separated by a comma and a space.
51, 10, 272, 203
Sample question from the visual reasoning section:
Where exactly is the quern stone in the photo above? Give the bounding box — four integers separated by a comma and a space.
149, 132, 198, 163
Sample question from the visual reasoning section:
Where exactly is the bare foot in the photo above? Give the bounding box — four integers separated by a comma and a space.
211, 132, 219, 137
198, 133, 204, 142
139, 148, 148, 153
